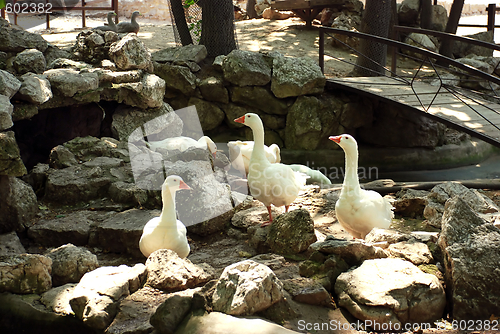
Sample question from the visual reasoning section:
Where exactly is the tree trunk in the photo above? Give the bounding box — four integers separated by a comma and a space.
246, 0, 258, 19
353, 0, 392, 76
200, 0, 237, 57
170, 0, 193, 46
420, 0, 432, 29
439, 0, 464, 60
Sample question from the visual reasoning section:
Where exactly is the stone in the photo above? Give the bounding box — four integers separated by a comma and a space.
70, 264, 147, 330
72, 29, 119, 64
44, 68, 99, 97
0, 69, 22, 98
90, 208, 159, 258
97, 68, 142, 83
12, 102, 39, 121
285, 95, 341, 150
330, 13, 361, 49
335, 258, 446, 327
310, 236, 388, 265
0, 231, 26, 256
0, 94, 13, 130
46, 243, 99, 286
267, 209, 317, 255
44, 165, 113, 205
63, 136, 130, 162
388, 240, 434, 265
15, 72, 53, 105
230, 86, 289, 115
339, 99, 373, 129
43, 44, 73, 66
48, 144, 79, 169
0, 175, 37, 233
453, 30, 494, 58
150, 294, 193, 334
154, 62, 197, 95
0, 291, 87, 332
111, 102, 179, 142
152, 44, 208, 63
103, 72, 166, 109
0, 254, 52, 294
187, 97, 225, 131
392, 188, 429, 218
109, 33, 154, 72
398, 0, 420, 26
438, 196, 500, 320
424, 182, 499, 228
222, 50, 271, 86
28, 211, 94, 247
357, 102, 445, 148
403, 33, 438, 59
106, 286, 171, 334
13, 48, 46, 74
176, 311, 301, 334
282, 277, 335, 308
199, 76, 229, 104
249, 253, 286, 270
164, 160, 234, 236
0, 19, 49, 52
145, 249, 214, 291
212, 260, 284, 315
431, 5, 448, 32
271, 55, 325, 98
41, 283, 77, 315
49, 58, 92, 70
231, 206, 279, 231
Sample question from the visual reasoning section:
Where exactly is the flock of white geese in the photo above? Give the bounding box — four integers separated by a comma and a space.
139, 113, 394, 259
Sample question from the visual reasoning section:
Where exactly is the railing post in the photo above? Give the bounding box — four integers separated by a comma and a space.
487, 4, 495, 31
319, 28, 324, 74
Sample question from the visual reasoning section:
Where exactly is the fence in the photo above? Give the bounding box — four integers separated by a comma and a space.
1, 0, 118, 29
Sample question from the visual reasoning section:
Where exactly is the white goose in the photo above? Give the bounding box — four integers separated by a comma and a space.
235, 113, 306, 226
139, 175, 191, 258
329, 134, 393, 239
228, 140, 281, 175
147, 136, 217, 158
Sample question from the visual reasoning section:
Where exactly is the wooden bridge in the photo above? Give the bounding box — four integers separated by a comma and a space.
319, 26, 500, 149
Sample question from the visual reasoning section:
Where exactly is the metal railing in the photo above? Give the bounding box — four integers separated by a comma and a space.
1, 0, 119, 29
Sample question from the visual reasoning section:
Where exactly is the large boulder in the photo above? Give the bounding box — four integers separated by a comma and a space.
46, 243, 99, 286
111, 102, 179, 142
0, 18, 48, 52
335, 258, 446, 327
72, 29, 120, 64
0, 95, 13, 130
398, 0, 420, 26
424, 181, 499, 228
267, 208, 317, 255
28, 211, 94, 247
43, 68, 99, 98
212, 260, 284, 315
0, 231, 26, 256
15, 73, 53, 105
357, 102, 445, 148
199, 76, 229, 104
230, 86, 289, 115
154, 63, 197, 96
13, 48, 46, 74
102, 72, 166, 109
187, 97, 226, 131
430, 4, 448, 32
0, 69, 22, 98
271, 55, 325, 98
0, 254, 52, 294
145, 249, 214, 291
438, 196, 500, 320
222, 50, 271, 86
0, 175, 37, 233
70, 264, 147, 330
152, 44, 208, 63
452, 30, 494, 58
310, 236, 388, 265
109, 33, 154, 72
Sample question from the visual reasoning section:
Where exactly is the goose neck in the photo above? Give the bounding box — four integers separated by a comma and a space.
159, 187, 177, 225
249, 122, 268, 162
342, 148, 360, 193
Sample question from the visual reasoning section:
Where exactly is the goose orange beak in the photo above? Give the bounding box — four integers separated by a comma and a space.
234, 115, 245, 124
329, 135, 341, 144
179, 180, 191, 190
